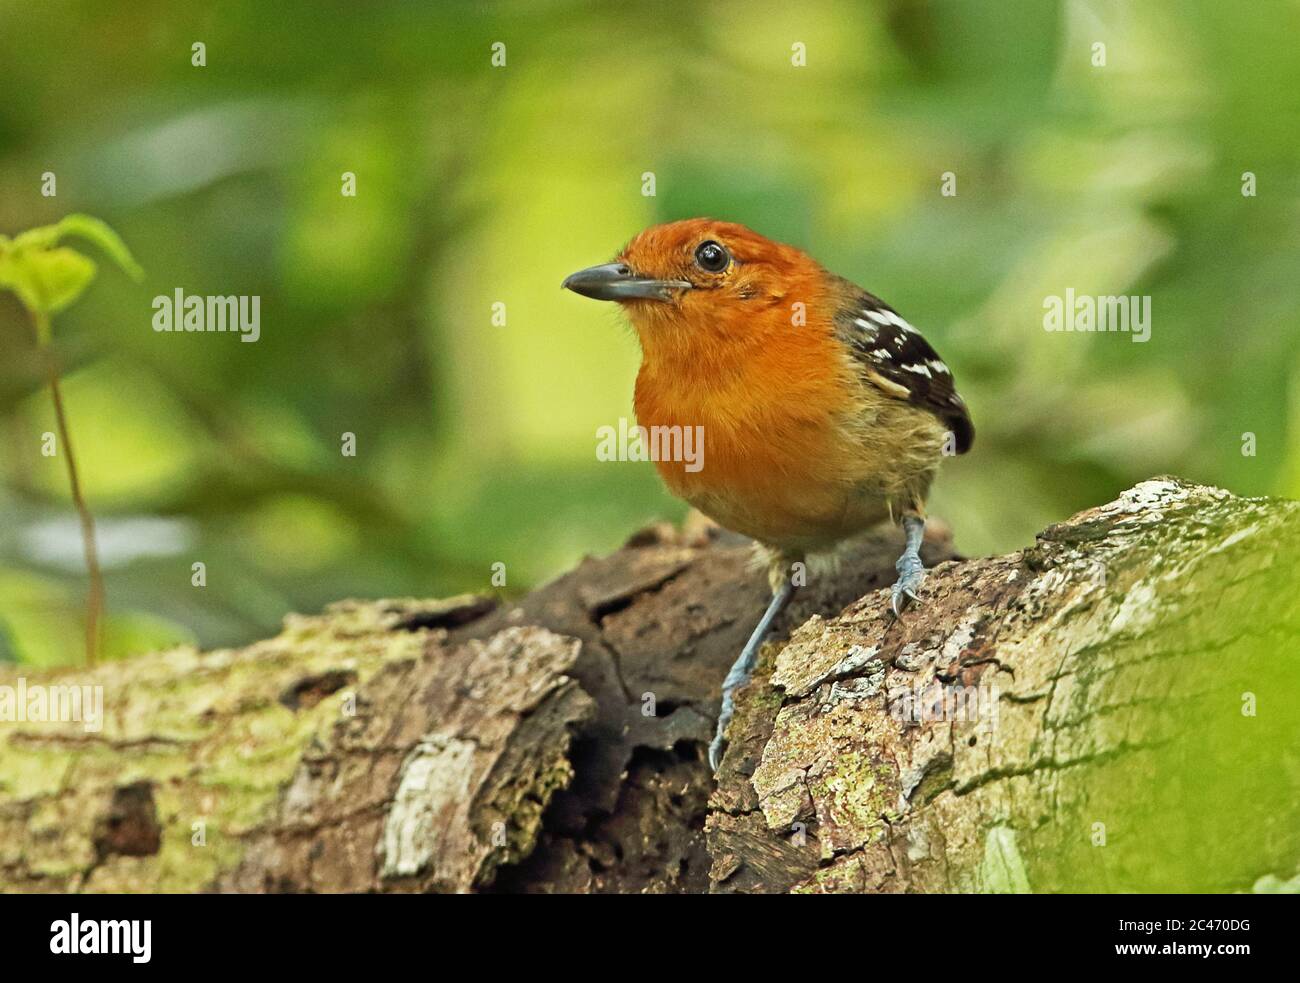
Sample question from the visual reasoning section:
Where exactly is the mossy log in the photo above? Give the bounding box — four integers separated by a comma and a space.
1, 477, 1296, 893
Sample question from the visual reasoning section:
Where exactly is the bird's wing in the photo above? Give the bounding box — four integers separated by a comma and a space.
833, 283, 975, 454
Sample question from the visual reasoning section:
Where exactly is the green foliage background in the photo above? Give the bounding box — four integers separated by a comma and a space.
1, 0, 1298, 665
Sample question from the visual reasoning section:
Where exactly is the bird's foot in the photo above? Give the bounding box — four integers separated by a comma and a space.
707, 732, 726, 772
890, 551, 926, 616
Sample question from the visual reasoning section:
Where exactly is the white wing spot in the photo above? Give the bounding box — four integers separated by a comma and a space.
927, 359, 950, 375
901, 362, 933, 377
880, 310, 916, 333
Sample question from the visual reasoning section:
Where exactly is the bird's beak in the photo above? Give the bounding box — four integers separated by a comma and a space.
561, 263, 692, 302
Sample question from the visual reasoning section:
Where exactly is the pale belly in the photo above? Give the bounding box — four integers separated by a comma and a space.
683, 479, 896, 557
659, 403, 945, 557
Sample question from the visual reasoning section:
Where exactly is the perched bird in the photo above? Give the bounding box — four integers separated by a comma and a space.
562, 219, 973, 769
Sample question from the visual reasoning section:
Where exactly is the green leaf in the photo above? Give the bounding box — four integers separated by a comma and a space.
0, 213, 142, 319
50, 214, 144, 282
0, 247, 98, 316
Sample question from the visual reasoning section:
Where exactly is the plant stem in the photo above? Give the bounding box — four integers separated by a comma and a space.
33, 310, 103, 667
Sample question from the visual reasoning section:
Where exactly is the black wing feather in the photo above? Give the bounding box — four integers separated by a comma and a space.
832, 283, 974, 454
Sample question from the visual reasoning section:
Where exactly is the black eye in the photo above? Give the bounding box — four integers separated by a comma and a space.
694, 240, 729, 273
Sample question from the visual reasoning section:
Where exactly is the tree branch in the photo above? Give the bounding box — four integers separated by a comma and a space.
1, 477, 1295, 893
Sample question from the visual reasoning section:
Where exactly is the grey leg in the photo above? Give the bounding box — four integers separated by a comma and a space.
891, 513, 926, 616
708, 577, 797, 772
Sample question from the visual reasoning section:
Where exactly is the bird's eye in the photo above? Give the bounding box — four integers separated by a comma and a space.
694, 240, 730, 273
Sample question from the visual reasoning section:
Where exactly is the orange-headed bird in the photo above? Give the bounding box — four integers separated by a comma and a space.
562, 219, 973, 769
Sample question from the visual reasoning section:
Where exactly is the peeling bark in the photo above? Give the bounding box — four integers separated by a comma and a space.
1, 478, 1296, 893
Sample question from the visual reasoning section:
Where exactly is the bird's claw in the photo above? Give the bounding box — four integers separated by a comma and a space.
890, 556, 926, 617
708, 734, 725, 772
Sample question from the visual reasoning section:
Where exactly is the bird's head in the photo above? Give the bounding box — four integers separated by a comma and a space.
562, 219, 826, 353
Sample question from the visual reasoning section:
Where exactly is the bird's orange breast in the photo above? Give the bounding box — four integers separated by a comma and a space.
631, 295, 887, 553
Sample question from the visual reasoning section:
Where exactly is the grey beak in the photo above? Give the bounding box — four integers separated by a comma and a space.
561, 262, 691, 302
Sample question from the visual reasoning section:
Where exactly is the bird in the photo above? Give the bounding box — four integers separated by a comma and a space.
562, 219, 973, 770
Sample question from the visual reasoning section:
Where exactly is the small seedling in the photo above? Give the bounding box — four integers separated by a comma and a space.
0, 215, 143, 665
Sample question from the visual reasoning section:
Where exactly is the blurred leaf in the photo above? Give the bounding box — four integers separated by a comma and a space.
233, 495, 360, 575
0, 569, 78, 668
0, 567, 194, 667
0, 213, 141, 318
22, 359, 210, 505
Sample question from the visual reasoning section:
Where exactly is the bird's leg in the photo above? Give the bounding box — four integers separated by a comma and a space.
891, 512, 927, 616
708, 576, 798, 772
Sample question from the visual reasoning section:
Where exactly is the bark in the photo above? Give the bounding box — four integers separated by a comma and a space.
1, 477, 1296, 893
